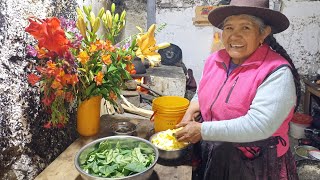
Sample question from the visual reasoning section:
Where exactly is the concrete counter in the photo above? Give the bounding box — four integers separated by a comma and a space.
35, 114, 192, 180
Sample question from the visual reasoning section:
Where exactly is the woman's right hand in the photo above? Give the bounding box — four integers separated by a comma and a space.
180, 110, 200, 123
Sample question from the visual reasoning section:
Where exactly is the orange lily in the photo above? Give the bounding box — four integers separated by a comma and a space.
89, 44, 98, 53
109, 91, 117, 101
77, 51, 90, 65
51, 80, 63, 89
102, 54, 112, 65
94, 71, 104, 86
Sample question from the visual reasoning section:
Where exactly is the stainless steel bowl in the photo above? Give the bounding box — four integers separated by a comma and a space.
149, 132, 190, 160
111, 121, 137, 136
74, 136, 159, 180
295, 145, 319, 159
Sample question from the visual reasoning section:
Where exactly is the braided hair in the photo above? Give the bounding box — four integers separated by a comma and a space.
244, 15, 302, 111
264, 35, 301, 111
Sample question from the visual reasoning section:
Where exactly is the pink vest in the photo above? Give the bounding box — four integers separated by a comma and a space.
198, 44, 295, 157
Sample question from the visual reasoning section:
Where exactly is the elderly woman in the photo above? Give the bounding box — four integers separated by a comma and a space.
175, 0, 300, 179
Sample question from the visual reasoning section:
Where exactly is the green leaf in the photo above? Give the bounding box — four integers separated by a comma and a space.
96, 153, 105, 159
121, 63, 127, 69
89, 70, 94, 81
91, 88, 101, 95
92, 161, 99, 173
78, 68, 87, 73
108, 64, 117, 72
124, 162, 147, 173
65, 32, 73, 39
79, 146, 96, 165
134, 148, 145, 163
85, 83, 96, 96
88, 154, 96, 162
100, 88, 109, 97
138, 143, 155, 154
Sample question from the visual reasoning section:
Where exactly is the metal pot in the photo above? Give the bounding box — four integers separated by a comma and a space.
149, 132, 191, 160
296, 159, 320, 180
294, 145, 319, 159
74, 136, 159, 180
111, 121, 137, 136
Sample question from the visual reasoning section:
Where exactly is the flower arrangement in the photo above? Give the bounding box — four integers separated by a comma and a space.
25, 3, 169, 128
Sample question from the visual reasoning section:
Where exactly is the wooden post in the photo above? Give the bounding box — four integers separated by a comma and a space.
147, 0, 156, 28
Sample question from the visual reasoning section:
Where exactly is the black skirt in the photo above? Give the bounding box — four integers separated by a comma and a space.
194, 137, 298, 180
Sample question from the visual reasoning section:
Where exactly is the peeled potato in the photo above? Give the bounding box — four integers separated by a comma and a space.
151, 128, 188, 150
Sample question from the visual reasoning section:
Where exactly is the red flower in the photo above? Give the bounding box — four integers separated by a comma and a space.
56, 123, 65, 129
42, 94, 55, 106
65, 92, 74, 102
28, 73, 41, 86
44, 122, 52, 129
35, 66, 46, 74
70, 74, 79, 86
25, 17, 71, 56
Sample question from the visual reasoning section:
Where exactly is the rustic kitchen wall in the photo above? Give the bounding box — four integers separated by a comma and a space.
0, 0, 147, 179
0, 0, 80, 179
277, 0, 320, 75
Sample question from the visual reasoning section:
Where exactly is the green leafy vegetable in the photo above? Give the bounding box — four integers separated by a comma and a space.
79, 139, 156, 178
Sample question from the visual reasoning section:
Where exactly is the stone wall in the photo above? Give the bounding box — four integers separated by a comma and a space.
0, 0, 147, 179
1, 0, 80, 179
278, 0, 320, 75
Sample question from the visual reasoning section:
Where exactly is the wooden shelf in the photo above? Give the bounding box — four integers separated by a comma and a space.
303, 79, 320, 115
192, 5, 226, 27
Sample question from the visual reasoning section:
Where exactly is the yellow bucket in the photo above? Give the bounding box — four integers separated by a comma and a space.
152, 96, 190, 132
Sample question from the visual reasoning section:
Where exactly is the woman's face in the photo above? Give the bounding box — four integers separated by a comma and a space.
222, 14, 270, 64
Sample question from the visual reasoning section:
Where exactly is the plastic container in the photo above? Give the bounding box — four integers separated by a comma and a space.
290, 113, 312, 139
152, 96, 189, 132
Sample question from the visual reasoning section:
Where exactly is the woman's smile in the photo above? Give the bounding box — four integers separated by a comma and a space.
230, 44, 245, 48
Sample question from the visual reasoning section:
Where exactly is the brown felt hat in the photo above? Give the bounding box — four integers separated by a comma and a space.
208, 0, 289, 34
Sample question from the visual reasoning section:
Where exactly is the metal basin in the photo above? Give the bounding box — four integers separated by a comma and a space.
74, 136, 159, 180
295, 145, 319, 159
149, 132, 190, 160
296, 159, 320, 180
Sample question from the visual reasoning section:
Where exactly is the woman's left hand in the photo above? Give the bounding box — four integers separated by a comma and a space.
175, 121, 202, 144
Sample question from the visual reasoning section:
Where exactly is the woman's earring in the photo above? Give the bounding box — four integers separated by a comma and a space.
259, 41, 263, 47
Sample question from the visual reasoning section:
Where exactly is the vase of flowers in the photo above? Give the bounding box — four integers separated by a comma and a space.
25, 3, 169, 136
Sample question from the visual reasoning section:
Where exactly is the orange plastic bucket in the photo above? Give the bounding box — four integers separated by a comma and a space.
152, 96, 189, 132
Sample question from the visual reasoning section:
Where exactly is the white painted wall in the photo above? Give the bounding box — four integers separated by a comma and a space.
156, 7, 219, 83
